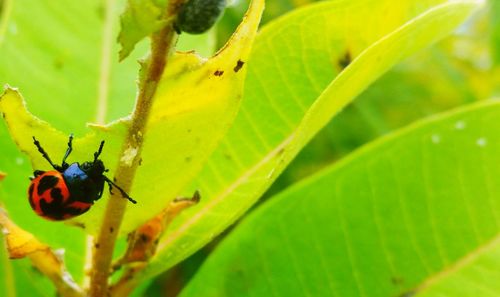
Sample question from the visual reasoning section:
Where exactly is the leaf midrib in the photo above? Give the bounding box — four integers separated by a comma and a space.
155, 133, 296, 253
414, 233, 500, 294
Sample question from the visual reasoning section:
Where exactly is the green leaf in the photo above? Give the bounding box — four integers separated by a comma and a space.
0, 256, 56, 297
491, 0, 500, 65
140, 0, 483, 281
0, 0, 143, 131
0, 1, 152, 286
0, 0, 262, 235
276, 3, 495, 200
118, 0, 167, 61
180, 100, 500, 297
0, 1, 144, 255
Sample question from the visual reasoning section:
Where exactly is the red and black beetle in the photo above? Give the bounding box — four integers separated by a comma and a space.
28, 134, 136, 221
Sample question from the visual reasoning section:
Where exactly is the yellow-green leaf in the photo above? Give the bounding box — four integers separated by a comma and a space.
0, 208, 82, 296
0, 0, 263, 236
138, 0, 483, 282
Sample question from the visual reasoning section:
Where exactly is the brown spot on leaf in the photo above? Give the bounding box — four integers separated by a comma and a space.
124, 273, 134, 281
234, 60, 245, 72
95, 3, 105, 21
53, 58, 64, 70
109, 227, 114, 233
391, 276, 404, 285
95, 243, 100, 249
338, 50, 351, 70
397, 291, 416, 297
214, 70, 224, 76
140, 234, 150, 243
173, 190, 201, 204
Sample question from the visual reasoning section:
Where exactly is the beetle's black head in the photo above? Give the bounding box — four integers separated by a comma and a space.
80, 159, 106, 180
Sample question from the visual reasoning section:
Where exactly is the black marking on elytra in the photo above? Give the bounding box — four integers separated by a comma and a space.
39, 198, 65, 220
28, 183, 35, 198
233, 60, 244, 72
214, 70, 224, 76
50, 187, 64, 202
28, 194, 36, 210
37, 175, 59, 195
65, 207, 89, 216
37, 187, 68, 220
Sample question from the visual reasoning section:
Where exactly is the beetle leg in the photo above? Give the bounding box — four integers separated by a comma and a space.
33, 170, 45, 177
107, 181, 113, 195
103, 176, 137, 204
93, 141, 105, 163
61, 134, 74, 168
32, 137, 60, 170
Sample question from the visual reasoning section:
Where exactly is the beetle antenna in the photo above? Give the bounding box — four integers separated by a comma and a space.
103, 176, 137, 204
33, 136, 60, 170
61, 134, 74, 168
94, 141, 105, 163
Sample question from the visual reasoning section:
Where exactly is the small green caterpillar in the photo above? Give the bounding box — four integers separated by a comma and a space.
175, 0, 226, 34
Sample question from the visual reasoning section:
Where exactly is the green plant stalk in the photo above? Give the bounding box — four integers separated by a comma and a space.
83, 0, 116, 290
88, 7, 181, 297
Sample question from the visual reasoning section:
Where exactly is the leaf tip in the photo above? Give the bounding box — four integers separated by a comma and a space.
0, 86, 23, 112
211, 0, 264, 63
1, 84, 17, 97
117, 37, 133, 62
0, 86, 23, 104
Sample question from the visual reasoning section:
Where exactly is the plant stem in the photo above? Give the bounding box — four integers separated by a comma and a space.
88, 8, 179, 297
